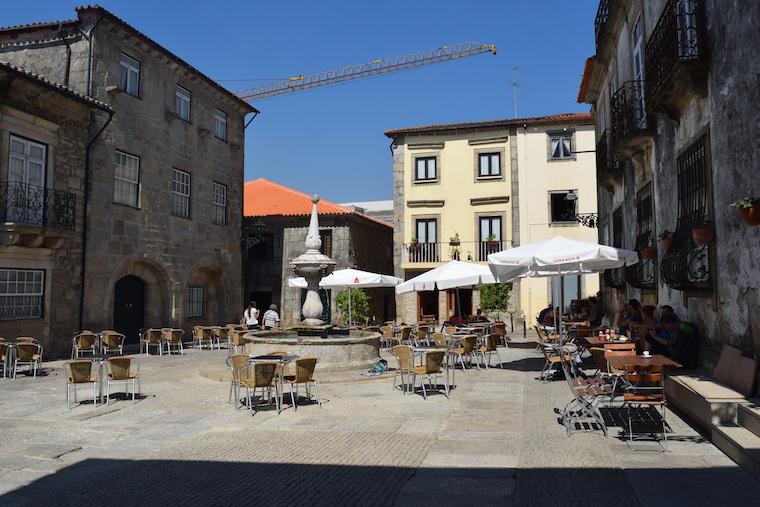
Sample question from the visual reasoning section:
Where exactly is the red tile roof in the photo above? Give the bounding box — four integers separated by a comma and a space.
577, 57, 595, 104
244, 179, 390, 228
384, 112, 593, 137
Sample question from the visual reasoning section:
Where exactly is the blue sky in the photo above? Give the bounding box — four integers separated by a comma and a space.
4, 1, 597, 202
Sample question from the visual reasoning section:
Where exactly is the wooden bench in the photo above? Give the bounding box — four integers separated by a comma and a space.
665, 345, 758, 433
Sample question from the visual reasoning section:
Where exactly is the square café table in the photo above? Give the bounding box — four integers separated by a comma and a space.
606, 354, 682, 370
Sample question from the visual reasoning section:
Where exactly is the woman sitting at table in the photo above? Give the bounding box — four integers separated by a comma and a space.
616, 299, 642, 334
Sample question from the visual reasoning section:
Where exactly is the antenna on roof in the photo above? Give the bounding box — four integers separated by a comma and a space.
507, 66, 527, 119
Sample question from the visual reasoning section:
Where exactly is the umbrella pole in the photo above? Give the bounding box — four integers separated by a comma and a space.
349, 289, 352, 327
456, 288, 462, 321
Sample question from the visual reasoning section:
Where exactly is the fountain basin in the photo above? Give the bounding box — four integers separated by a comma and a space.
244, 329, 381, 372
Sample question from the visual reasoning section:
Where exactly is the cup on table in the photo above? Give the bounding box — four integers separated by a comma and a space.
642, 350, 651, 358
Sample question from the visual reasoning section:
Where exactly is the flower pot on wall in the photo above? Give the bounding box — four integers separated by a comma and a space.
661, 238, 672, 253
692, 227, 714, 245
639, 247, 657, 260
739, 204, 760, 226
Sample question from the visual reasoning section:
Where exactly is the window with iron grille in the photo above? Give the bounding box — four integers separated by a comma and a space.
604, 207, 626, 288
175, 85, 191, 122
119, 53, 140, 97
114, 151, 140, 207
213, 109, 227, 141
187, 286, 205, 318
626, 183, 656, 288
171, 169, 191, 218
212, 182, 227, 225
661, 133, 711, 291
0, 269, 44, 320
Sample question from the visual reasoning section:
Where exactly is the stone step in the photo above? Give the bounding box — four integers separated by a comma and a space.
712, 424, 760, 482
738, 402, 760, 438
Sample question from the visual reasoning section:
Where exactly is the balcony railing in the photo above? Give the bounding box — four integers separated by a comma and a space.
0, 182, 76, 230
594, 0, 611, 51
645, 0, 709, 117
603, 266, 626, 289
596, 131, 622, 182
610, 81, 650, 155
402, 240, 508, 264
625, 232, 656, 289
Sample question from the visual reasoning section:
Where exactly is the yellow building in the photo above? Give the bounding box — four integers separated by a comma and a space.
385, 113, 599, 326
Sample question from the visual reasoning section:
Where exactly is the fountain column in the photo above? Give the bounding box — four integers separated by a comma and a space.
290, 195, 336, 326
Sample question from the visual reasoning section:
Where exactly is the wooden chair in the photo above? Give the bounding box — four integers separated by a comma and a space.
100, 331, 125, 355
71, 332, 98, 358
450, 335, 479, 370
239, 362, 280, 415
282, 357, 321, 411
409, 350, 448, 399
392, 345, 413, 394
105, 356, 140, 404
539, 341, 564, 382
13, 342, 43, 378
622, 364, 667, 450
140, 328, 163, 356
604, 342, 636, 392
64, 360, 99, 409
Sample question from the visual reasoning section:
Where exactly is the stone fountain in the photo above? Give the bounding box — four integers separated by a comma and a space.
242, 194, 382, 371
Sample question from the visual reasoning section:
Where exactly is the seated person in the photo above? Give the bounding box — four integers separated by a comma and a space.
449, 314, 465, 326
631, 304, 660, 337
587, 296, 601, 327
643, 313, 698, 367
617, 299, 643, 335
537, 304, 554, 326
474, 308, 489, 322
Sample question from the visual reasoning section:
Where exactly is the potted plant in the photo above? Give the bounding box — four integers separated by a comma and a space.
692, 219, 714, 245
658, 230, 672, 252
730, 197, 760, 226
639, 240, 657, 260
450, 245, 461, 261
449, 232, 460, 246
409, 237, 420, 250
485, 233, 499, 248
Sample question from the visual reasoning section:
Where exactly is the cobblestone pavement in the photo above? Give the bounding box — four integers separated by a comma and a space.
1, 335, 759, 506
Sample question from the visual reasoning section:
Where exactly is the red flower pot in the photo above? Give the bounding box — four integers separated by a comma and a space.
639, 247, 657, 260
740, 204, 760, 226
661, 238, 672, 253
692, 227, 714, 245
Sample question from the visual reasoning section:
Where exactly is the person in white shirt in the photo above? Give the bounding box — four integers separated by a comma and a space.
242, 301, 259, 329
262, 304, 281, 330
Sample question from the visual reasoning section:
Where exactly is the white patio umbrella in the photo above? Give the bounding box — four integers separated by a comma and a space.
486, 235, 638, 339
395, 260, 496, 320
288, 268, 402, 325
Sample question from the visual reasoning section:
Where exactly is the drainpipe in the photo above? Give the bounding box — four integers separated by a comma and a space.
57, 23, 72, 87
78, 110, 113, 330
77, 13, 108, 330
239, 111, 259, 311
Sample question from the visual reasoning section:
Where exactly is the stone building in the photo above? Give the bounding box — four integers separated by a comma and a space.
0, 6, 256, 355
243, 178, 394, 326
577, 0, 760, 369
385, 113, 599, 325
0, 62, 111, 356
338, 200, 393, 226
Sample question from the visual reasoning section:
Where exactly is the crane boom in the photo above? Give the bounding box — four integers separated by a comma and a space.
236, 41, 497, 102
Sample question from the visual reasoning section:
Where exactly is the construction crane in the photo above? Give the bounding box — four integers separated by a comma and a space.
236, 41, 497, 102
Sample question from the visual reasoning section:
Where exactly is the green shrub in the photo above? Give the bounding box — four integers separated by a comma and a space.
335, 288, 369, 325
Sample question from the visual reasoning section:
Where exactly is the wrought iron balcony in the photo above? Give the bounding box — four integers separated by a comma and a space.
645, 0, 710, 119
402, 240, 508, 264
625, 232, 656, 289
0, 182, 76, 230
594, 0, 611, 51
596, 131, 622, 184
610, 81, 651, 157
603, 267, 625, 289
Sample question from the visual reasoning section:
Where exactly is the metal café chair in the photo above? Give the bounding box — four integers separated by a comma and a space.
162, 329, 185, 355
105, 356, 141, 404
392, 345, 413, 395
282, 357, 321, 411
238, 361, 280, 415
100, 331, 125, 355
13, 342, 43, 378
408, 350, 448, 399
140, 328, 163, 355
193, 326, 214, 350
64, 360, 99, 409
71, 331, 98, 358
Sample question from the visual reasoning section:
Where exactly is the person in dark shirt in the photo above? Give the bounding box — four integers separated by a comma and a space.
616, 299, 643, 334
645, 312, 697, 367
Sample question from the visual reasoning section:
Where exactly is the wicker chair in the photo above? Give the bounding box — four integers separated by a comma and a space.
162, 329, 185, 355
105, 356, 140, 404
409, 350, 448, 399
72, 332, 98, 358
0, 342, 8, 378
214, 327, 229, 349
64, 360, 99, 409
399, 326, 413, 345
282, 357, 321, 411
193, 326, 214, 350
491, 322, 508, 346
230, 330, 247, 355
450, 335, 479, 370
228, 354, 250, 408
381, 325, 400, 349
392, 345, 413, 395
100, 331, 125, 355
140, 329, 163, 356
477, 334, 503, 369
239, 361, 280, 415
16, 336, 39, 344
14, 342, 43, 378
415, 325, 430, 346
432, 332, 448, 347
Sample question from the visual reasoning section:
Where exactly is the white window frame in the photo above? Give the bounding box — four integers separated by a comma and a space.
213, 109, 227, 141
187, 285, 205, 318
119, 53, 140, 97
478, 152, 501, 177
549, 133, 574, 160
0, 269, 44, 320
212, 182, 227, 225
113, 150, 140, 207
175, 85, 191, 122
414, 157, 437, 182
171, 169, 191, 218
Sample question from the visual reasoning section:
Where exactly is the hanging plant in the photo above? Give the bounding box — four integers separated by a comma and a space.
449, 232, 461, 246
730, 197, 760, 226
658, 230, 672, 252
692, 220, 714, 245
639, 246, 657, 260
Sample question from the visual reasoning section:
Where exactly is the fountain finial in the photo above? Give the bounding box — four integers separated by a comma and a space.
304, 194, 322, 251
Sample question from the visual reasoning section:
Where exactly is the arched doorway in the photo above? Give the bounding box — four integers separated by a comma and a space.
113, 275, 145, 344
